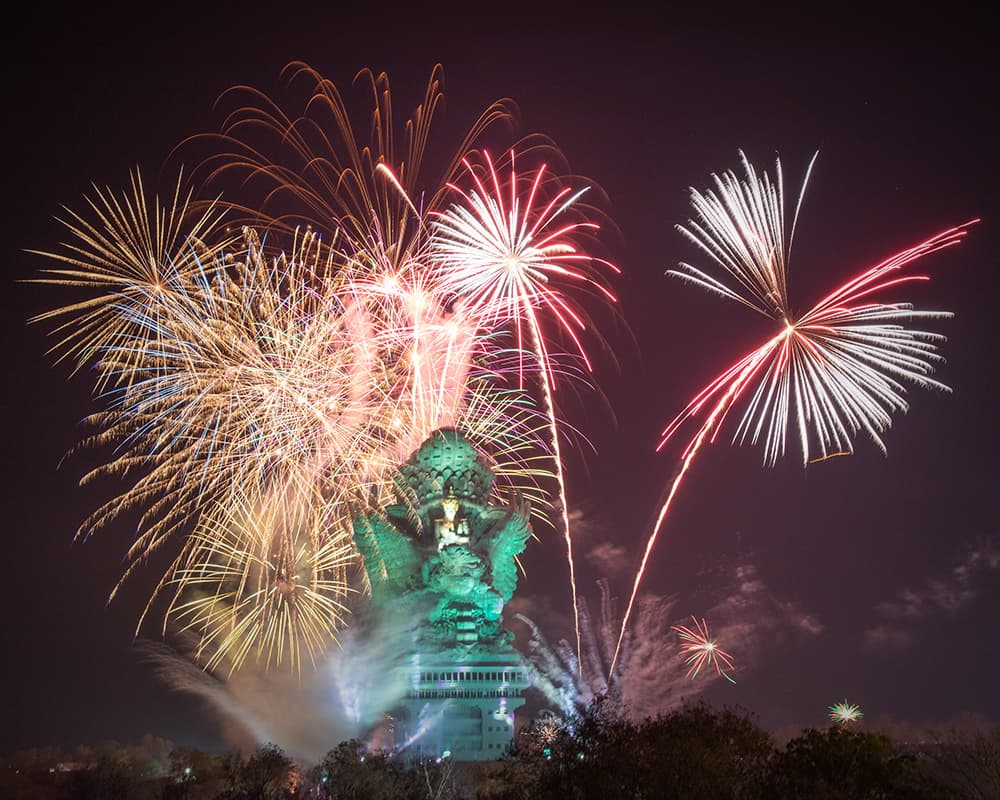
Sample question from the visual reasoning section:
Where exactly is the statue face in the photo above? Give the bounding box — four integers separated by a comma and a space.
436, 494, 471, 550
442, 495, 459, 522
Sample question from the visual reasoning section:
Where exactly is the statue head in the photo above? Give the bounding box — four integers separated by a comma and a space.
435, 484, 471, 549
442, 486, 460, 523
397, 428, 495, 516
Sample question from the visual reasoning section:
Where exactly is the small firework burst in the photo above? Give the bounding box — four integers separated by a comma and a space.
672, 616, 736, 683
828, 700, 863, 725
533, 711, 563, 747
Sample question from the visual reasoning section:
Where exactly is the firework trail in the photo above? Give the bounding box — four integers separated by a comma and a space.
609, 152, 976, 677
672, 616, 736, 683
432, 150, 619, 673
519, 562, 801, 720
517, 580, 680, 720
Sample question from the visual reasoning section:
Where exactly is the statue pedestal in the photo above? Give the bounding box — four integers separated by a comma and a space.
395, 651, 529, 760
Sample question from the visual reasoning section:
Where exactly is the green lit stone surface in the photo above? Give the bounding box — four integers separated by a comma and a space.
352, 428, 533, 759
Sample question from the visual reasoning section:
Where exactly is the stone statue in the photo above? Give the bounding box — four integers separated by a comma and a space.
352, 428, 531, 657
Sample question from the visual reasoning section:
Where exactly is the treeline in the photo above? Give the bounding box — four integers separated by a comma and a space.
482, 701, 1000, 799
4, 701, 999, 799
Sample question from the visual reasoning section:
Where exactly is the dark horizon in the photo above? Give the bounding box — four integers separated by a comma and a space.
3, 6, 997, 755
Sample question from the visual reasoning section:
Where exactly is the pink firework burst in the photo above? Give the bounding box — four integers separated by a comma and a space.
672, 616, 736, 683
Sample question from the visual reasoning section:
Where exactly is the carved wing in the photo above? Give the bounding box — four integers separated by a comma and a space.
483, 495, 532, 601
352, 508, 421, 599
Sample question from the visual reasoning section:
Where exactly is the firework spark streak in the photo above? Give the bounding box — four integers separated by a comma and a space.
672, 616, 736, 683
828, 700, 863, 724
608, 152, 976, 678
432, 151, 619, 673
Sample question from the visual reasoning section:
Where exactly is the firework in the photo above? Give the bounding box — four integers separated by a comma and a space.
828, 700, 863, 724
32, 67, 615, 672
432, 150, 619, 671
60, 228, 393, 585
164, 486, 356, 674
666, 152, 974, 465
195, 63, 514, 276
28, 170, 235, 388
672, 616, 736, 683
36, 200, 548, 666
609, 152, 976, 677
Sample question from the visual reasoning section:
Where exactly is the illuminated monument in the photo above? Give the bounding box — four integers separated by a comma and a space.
353, 429, 532, 760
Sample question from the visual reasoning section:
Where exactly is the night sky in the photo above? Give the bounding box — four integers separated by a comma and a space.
4, 6, 997, 754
